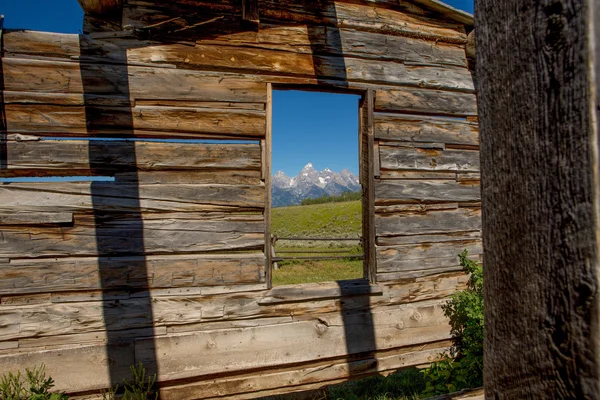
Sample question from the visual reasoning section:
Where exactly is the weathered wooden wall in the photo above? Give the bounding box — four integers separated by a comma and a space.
0, 1, 479, 398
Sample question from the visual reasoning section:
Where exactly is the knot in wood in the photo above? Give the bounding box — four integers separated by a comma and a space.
315, 322, 329, 336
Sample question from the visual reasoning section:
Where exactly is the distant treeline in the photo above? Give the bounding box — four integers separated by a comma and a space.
300, 191, 361, 206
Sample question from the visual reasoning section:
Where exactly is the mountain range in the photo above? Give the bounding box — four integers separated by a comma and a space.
272, 163, 360, 207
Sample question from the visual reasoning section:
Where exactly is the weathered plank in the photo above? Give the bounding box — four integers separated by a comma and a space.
4, 103, 266, 139
0, 212, 73, 225
203, 25, 468, 67
259, 279, 382, 305
375, 180, 480, 203
375, 207, 481, 236
2, 57, 267, 102
115, 170, 262, 185
375, 203, 459, 214
384, 271, 469, 305
376, 231, 482, 246
379, 146, 479, 172
0, 343, 135, 393
375, 88, 478, 116
134, 302, 451, 381
377, 240, 482, 273
0, 213, 265, 258
0, 140, 261, 176
0, 183, 265, 213
0, 254, 265, 294
259, 1, 467, 44
159, 345, 448, 400
374, 114, 479, 145
127, 44, 474, 91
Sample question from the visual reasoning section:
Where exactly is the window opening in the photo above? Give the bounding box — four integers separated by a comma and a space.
270, 89, 364, 286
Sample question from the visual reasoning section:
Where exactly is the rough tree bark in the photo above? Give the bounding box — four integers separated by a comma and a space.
476, 0, 600, 398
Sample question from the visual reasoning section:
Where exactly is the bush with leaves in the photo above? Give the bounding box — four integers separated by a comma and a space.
420, 250, 483, 396
102, 362, 157, 400
0, 364, 68, 400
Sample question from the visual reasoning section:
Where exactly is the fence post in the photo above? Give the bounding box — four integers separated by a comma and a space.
477, 0, 600, 396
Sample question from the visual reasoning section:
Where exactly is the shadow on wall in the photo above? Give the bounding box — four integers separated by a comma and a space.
79, 42, 157, 386
76, 0, 377, 389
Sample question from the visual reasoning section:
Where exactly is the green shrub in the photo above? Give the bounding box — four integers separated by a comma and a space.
102, 362, 157, 400
420, 250, 483, 396
0, 364, 68, 400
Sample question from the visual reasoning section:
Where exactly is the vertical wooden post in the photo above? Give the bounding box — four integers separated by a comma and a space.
477, 0, 600, 397
361, 89, 377, 283
242, 0, 259, 23
264, 83, 273, 288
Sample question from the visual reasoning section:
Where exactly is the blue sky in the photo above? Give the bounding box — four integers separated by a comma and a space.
0, 0, 474, 177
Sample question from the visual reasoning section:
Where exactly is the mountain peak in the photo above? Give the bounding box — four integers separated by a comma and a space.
272, 164, 360, 207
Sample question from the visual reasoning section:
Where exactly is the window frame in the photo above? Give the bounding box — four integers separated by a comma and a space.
264, 83, 376, 288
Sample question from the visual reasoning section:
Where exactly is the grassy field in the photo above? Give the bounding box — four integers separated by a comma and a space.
272, 200, 362, 239
271, 201, 363, 285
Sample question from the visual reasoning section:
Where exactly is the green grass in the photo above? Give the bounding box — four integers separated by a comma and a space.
272, 259, 363, 286
272, 201, 362, 239
271, 201, 363, 286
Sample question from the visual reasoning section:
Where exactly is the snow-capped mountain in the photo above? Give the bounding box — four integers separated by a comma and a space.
272, 163, 360, 207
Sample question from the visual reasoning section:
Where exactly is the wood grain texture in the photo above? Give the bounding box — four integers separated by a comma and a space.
477, 0, 600, 397
375, 180, 480, 203
0, 213, 265, 258
374, 114, 479, 146
0, 183, 265, 213
4, 103, 265, 139
0, 140, 260, 176
201, 24, 468, 67
376, 240, 482, 273
0, 254, 265, 294
125, 43, 474, 91
375, 207, 481, 237
2, 57, 267, 102
134, 301, 451, 382
379, 146, 480, 172
375, 88, 477, 116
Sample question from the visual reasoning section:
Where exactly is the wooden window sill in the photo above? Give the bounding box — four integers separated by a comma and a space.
259, 279, 382, 305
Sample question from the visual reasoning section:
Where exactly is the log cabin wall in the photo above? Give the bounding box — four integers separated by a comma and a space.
0, 1, 479, 398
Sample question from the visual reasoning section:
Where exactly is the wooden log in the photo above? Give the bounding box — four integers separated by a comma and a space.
0, 254, 266, 294
477, 0, 600, 396
0, 183, 265, 213
4, 103, 266, 139
375, 88, 477, 116
376, 240, 482, 273
375, 203, 459, 214
0, 213, 265, 258
379, 146, 479, 172
126, 43, 475, 91
0, 343, 135, 393
375, 180, 481, 203
259, 279, 382, 304
201, 24, 468, 67
377, 231, 482, 246
374, 113, 479, 146
134, 302, 451, 382
115, 170, 262, 185
0, 140, 261, 176
375, 207, 481, 236
384, 271, 469, 305
259, 1, 467, 44
2, 57, 267, 102
0, 212, 73, 225
159, 345, 448, 400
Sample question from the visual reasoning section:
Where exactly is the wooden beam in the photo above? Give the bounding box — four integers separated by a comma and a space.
242, 0, 259, 23
265, 83, 272, 288
477, 0, 600, 396
77, 0, 121, 16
